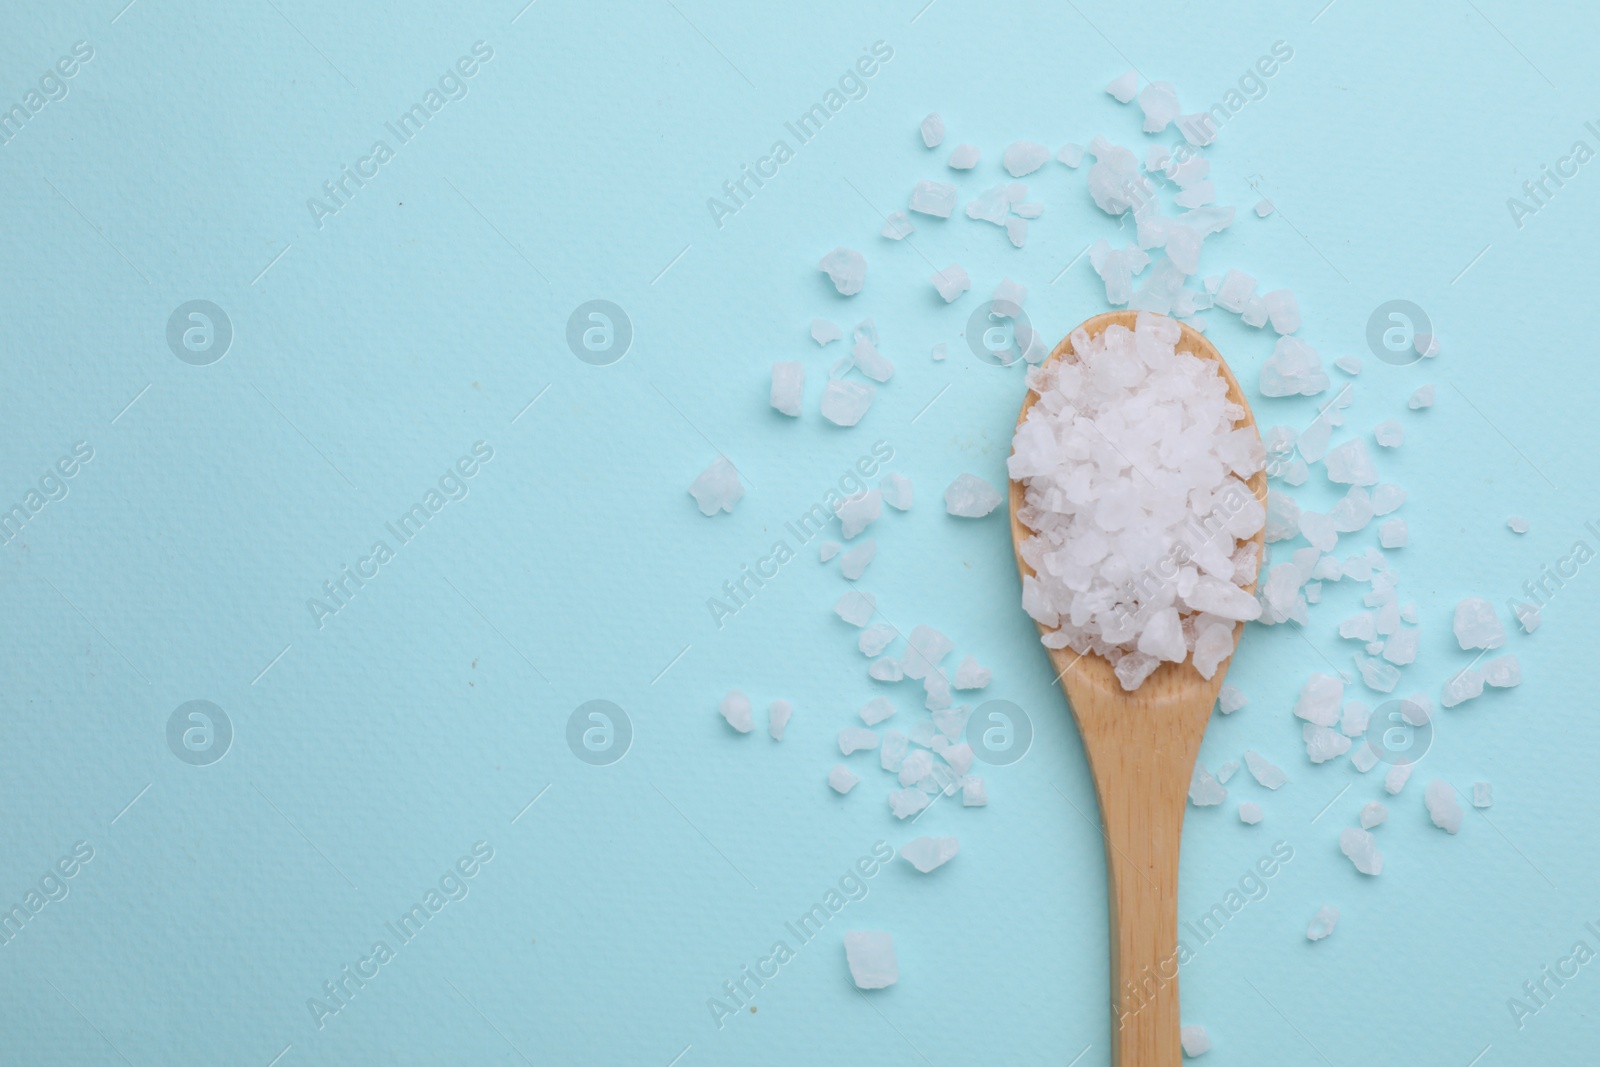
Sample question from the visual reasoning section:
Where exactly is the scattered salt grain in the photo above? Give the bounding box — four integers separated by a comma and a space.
1057, 142, 1085, 167
1106, 70, 1139, 102
901, 836, 959, 873
962, 777, 988, 806
1244, 750, 1288, 789
1334, 355, 1363, 375
1259, 336, 1330, 397
1239, 802, 1263, 825
689, 457, 744, 516
931, 264, 971, 302
828, 764, 859, 794
1137, 81, 1182, 132
1378, 519, 1408, 549
1482, 654, 1521, 688
1254, 198, 1275, 217
1005, 217, 1028, 248
839, 728, 879, 755
1473, 782, 1493, 808
837, 491, 882, 539
909, 180, 958, 218
1218, 686, 1247, 714
881, 211, 915, 240
1325, 439, 1379, 486
840, 540, 878, 580
944, 473, 1002, 517
888, 788, 930, 819
719, 690, 753, 733
844, 930, 898, 989
768, 700, 792, 740
858, 697, 897, 728
1453, 597, 1505, 650
880, 472, 914, 511
1293, 673, 1343, 727
834, 591, 876, 627
820, 541, 841, 562
1216, 760, 1240, 784
931, 342, 948, 362
1339, 827, 1383, 875
1408, 385, 1435, 410
1356, 654, 1400, 694
1384, 762, 1413, 795
1512, 600, 1541, 632
919, 112, 944, 148
770, 361, 804, 416
869, 658, 904, 682
811, 318, 842, 346
1374, 420, 1404, 448
1508, 516, 1529, 534
1188, 764, 1227, 806
902, 625, 954, 680
859, 624, 897, 658
821, 379, 876, 426
1360, 801, 1388, 829
818, 247, 866, 296
1349, 742, 1379, 773
1003, 141, 1051, 177
952, 655, 991, 690
1440, 669, 1483, 709
1306, 906, 1339, 941
948, 143, 980, 169
1425, 779, 1462, 834
1180, 1025, 1212, 1057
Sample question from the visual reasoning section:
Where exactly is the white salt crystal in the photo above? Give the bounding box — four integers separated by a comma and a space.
923, 672, 952, 712
880, 472, 914, 511
819, 541, 841, 562
1356, 654, 1400, 694
1382, 628, 1418, 665
689, 457, 744, 516
1106, 71, 1139, 102
719, 690, 753, 733
948, 143, 980, 169
1216, 760, 1240, 784
1137, 81, 1181, 132
1306, 906, 1339, 941
770, 361, 804, 416
1453, 597, 1505, 650
1425, 780, 1463, 834
962, 777, 987, 806
944, 473, 1002, 517
859, 696, 896, 726
1190, 623, 1236, 679
901, 836, 959, 873
933, 705, 969, 742
1408, 385, 1435, 409
881, 211, 915, 240
1325, 439, 1379, 486
966, 183, 1010, 225
1188, 765, 1227, 806
838, 728, 878, 755
1339, 827, 1383, 875
1233, 802, 1260, 826
1003, 141, 1051, 177
1180, 1025, 1212, 1057
1056, 142, 1085, 167
1508, 516, 1529, 534
879, 730, 908, 772
1384, 762, 1413, 795
1244, 750, 1287, 789
1263, 289, 1301, 334
834, 591, 876, 627
1378, 519, 1408, 549
1370, 484, 1406, 515
1440, 668, 1484, 708
844, 930, 898, 988
993, 277, 1028, 307
898, 749, 934, 787
1215, 269, 1256, 313
1218, 685, 1247, 714
837, 491, 882, 539
952, 654, 991, 690
1482, 654, 1521, 688
1139, 608, 1187, 663
768, 700, 792, 740
1088, 240, 1152, 304
1364, 641, 1384, 655
1304, 723, 1352, 763
1360, 801, 1388, 828
1005, 217, 1028, 248
1374, 420, 1404, 448
942, 742, 974, 776
818, 247, 866, 296
1349, 742, 1379, 773
1254, 198, 1275, 217
1334, 355, 1363, 374
1294, 674, 1344, 726
868, 658, 904, 682
1473, 782, 1493, 808
858, 624, 896, 657
888, 788, 929, 819
909, 180, 958, 218
1341, 700, 1372, 736
1512, 600, 1541, 632
811, 318, 842, 345
931, 264, 971, 302
919, 112, 944, 148
902, 625, 954, 680
820, 379, 876, 426
840, 540, 878, 580
1259, 336, 1330, 397
828, 764, 859, 794
931, 342, 948, 362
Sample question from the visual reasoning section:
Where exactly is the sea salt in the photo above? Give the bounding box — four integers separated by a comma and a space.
1216, 761, 1240, 784
931, 342, 948, 362
1294, 674, 1343, 726
821, 379, 876, 426
868, 658, 903, 682
1508, 516, 1529, 533
944, 473, 1002, 517
820, 541, 841, 562
1057, 142, 1085, 168
1239, 802, 1263, 825
880, 472, 914, 511
1453, 597, 1505, 650
857, 623, 896, 657
1306, 906, 1339, 941
919, 112, 944, 148
909, 180, 958, 218
1482, 654, 1521, 688
719, 690, 753, 733
1325, 439, 1379, 486
962, 777, 988, 806
768, 700, 792, 740
952, 655, 991, 690
837, 491, 882, 539
834, 591, 876, 627
770, 361, 804, 416
840, 540, 877, 580
1244, 750, 1288, 789
1425, 780, 1463, 834
1473, 782, 1493, 808
902, 625, 954, 680
931, 264, 971, 302
689, 457, 744, 516
860, 696, 896, 726
1360, 801, 1388, 828
838, 728, 879, 755
1378, 519, 1408, 549
1304, 724, 1352, 763
1180, 1025, 1212, 1057
1408, 385, 1435, 409
1339, 828, 1383, 875
1334, 355, 1363, 374
818, 247, 866, 296
1003, 141, 1051, 177
901, 836, 960, 873
1218, 685, 1247, 714
1137, 81, 1181, 132
1384, 762, 1413, 795
1005, 218, 1028, 248
881, 211, 915, 240
1259, 336, 1329, 397
948, 143, 980, 169
888, 788, 929, 819
1254, 198, 1275, 217
828, 764, 859, 794
1188, 764, 1227, 806
1106, 70, 1139, 102
844, 930, 898, 989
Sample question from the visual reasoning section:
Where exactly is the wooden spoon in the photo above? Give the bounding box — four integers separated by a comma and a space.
1008, 311, 1267, 1066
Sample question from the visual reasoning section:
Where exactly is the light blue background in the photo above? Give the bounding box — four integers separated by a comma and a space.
0, 1, 1594, 1064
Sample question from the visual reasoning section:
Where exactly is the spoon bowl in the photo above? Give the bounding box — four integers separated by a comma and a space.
1008, 311, 1267, 1066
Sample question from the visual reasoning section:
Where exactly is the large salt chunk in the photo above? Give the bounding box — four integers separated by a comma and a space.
844, 930, 898, 988
902, 625, 954, 680
840, 539, 877, 579
1264, 289, 1301, 334
1293, 674, 1343, 726
1259, 336, 1330, 397
1184, 578, 1263, 621
952, 654, 991, 690
1003, 141, 1051, 177
900, 836, 959, 873
1089, 240, 1152, 305
1137, 81, 1181, 132
821, 379, 876, 426
944, 473, 1002, 517
828, 764, 859, 794
767, 700, 792, 740
1218, 686, 1247, 714
1244, 750, 1287, 789
1306, 905, 1340, 941
858, 625, 897, 660
1384, 762, 1414, 795
1138, 607, 1187, 663
1374, 420, 1404, 448
859, 696, 896, 726
1304, 723, 1352, 763
1188, 764, 1227, 806
837, 490, 883, 539
909, 180, 958, 218
1473, 782, 1494, 808
834, 591, 876, 627
880, 211, 915, 240
962, 777, 987, 806
838, 727, 878, 754
948, 143, 980, 169
1360, 801, 1388, 828
1408, 385, 1435, 409
888, 788, 929, 819
931, 264, 971, 302
1425, 780, 1463, 833
1356, 654, 1400, 694
1215, 269, 1256, 313
919, 112, 944, 148
770, 361, 804, 416
1238, 802, 1263, 825
818, 247, 866, 295
689, 457, 744, 516
1482, 654, 1521, 688
719, 690, 753, 733
811, 318, 842, 345
1453, 597, 1505, 650
1339, 828, 1383, 875
1378, 519, 1407, 548
1325, 439, 1379, 486
1191, 623, 1235, 680
880, 472, 914, 511
1106, 70, 1139, 102
1440, 668, 1484, 708
1180, 1025, 1212, 1057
